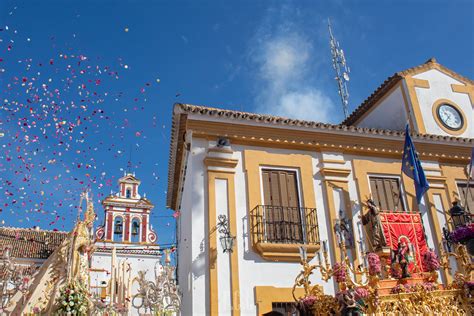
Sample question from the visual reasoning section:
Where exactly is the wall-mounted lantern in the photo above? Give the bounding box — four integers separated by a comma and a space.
217, 215, 235, 253
449, 201, 469, 228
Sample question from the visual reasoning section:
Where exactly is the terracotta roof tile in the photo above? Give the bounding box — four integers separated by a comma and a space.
0, 227, 68, 259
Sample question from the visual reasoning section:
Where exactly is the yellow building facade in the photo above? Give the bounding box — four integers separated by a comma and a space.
167, 59, 473, 315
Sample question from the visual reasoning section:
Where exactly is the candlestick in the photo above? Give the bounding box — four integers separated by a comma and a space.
442, 239, 448, 253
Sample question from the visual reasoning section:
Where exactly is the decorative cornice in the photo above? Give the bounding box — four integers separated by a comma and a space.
253, 242, 320, 262
204, 157, 238, 168
102, 199, 153, 210
319, 167, 352, 178
166, 100, 473, 210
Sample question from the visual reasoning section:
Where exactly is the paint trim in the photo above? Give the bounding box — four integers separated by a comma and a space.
243, 150, 320, 261
404, 76, 427, 134
451, 83, 474, 104
254, 286, 318, 315
207, 168, 241, 315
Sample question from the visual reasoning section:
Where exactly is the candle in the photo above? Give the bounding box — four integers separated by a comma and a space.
323, 240, 328, 253
317, 251, 322, 265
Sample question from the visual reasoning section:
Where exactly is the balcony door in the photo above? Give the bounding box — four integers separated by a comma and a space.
261, 169, 303, 243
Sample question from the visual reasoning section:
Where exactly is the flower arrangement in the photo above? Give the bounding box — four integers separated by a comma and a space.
449, 223, 474, 244
422, 250, 440, 272
333, 262, 347, 283
56, 281, 89, 315
390, 282, 437, 294
299, 295, 317, 308
367, 253, 381, 276
354, 287, 369, 300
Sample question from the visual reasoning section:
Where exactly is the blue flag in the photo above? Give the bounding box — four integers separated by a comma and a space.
402, 125, 429, 204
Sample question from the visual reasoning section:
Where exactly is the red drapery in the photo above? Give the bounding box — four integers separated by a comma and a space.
380, 212, 428, 272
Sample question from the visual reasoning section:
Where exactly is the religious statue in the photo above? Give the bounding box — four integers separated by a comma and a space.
361, 199, 387, 250
334, 210, 354, 248
68, 192, 96, 285
336, 289, 364, 316
391, 238, 412, 279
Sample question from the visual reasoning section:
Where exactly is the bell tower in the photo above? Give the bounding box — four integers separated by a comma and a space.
95, 173, 157, 244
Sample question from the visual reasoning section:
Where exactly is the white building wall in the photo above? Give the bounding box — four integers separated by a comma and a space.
413, 69, 473, 138
355, 86, 408, 131
179, 138, 208, 315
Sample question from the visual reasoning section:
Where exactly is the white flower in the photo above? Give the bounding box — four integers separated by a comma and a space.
62, 301, 67, 306
69, 301, 74, 306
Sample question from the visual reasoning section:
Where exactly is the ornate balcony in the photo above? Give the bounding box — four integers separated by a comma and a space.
250, 205, 320, 262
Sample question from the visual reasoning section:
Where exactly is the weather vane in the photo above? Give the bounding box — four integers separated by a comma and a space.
328, 18, 351, 119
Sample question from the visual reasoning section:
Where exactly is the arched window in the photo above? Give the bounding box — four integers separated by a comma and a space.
126, 188, 131, 199
131, 218, 141, 243
113, 217, 123, 242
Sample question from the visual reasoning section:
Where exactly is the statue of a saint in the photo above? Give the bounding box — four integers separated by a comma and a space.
361, 199, 387, 250
68, 192, 96, 285
391, 239, 412, 279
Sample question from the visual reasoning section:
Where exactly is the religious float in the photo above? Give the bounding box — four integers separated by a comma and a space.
0, 192, 181, 315
292, 199, 474, 315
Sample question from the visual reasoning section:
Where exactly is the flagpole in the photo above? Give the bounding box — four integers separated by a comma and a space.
397, 117, 412, 213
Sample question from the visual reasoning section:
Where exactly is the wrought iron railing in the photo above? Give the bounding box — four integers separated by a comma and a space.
251, 205, 319, 244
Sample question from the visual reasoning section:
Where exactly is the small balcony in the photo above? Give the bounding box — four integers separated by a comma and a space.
250, 205, 320, 262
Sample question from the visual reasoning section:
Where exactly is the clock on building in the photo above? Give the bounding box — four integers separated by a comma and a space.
436, 103, 464, 131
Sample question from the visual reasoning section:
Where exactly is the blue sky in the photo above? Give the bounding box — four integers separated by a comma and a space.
0, 0, 473, 247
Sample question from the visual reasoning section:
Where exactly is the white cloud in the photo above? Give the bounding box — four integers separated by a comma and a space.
279, 89, 334, 122
249, 12, 338, 123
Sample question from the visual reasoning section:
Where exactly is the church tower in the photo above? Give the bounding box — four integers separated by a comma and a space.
95, 173, 157, 244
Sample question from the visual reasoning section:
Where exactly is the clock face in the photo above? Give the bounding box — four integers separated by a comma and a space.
437, 104, 463, 130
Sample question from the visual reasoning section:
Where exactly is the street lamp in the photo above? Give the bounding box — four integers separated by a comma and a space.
217, 215, 235, 253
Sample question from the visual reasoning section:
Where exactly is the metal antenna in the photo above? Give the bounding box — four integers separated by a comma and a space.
328, 18, 351, 119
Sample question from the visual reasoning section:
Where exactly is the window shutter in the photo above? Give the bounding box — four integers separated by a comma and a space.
262, 170, 272, 206
369, 177, 404, 212
458, 183, 474, 212
261, 169, 302, 243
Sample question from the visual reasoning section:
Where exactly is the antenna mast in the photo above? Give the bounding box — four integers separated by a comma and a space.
328, 18, 351, 119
